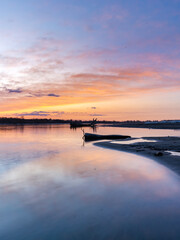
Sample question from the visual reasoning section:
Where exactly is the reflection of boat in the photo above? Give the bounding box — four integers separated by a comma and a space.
70, 122, 93, 128
70, 119, 97, 128
83, 133, 131, 142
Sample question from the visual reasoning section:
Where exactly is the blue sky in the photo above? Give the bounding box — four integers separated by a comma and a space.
0, 0, 180, 120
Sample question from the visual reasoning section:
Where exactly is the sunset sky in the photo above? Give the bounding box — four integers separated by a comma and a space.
0, 0, 180, 120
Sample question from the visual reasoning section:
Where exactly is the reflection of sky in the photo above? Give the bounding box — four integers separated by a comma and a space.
0, 125, 180, 239
0, 0, 180, 120
167, 151, 180, 157
110, 138, 157, 145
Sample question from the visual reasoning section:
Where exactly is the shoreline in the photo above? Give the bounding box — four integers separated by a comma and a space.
100, 124, 180, 130
94, 136, 180, 176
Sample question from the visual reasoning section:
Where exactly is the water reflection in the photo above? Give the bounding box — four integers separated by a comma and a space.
0, 125, 180, 240
166, 151, 180, 157
110, 138, 157, 145
70, 124, 98, 132
96, 125, 180, 137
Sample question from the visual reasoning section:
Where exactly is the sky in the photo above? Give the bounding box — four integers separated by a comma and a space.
0, 0, 180, 120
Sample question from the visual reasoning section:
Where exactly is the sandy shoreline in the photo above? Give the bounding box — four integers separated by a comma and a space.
94, 136, 180, 175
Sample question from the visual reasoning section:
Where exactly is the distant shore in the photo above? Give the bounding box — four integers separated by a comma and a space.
94, 136, 180, 175
0, 118, 180, 130
101, 122, 180, 130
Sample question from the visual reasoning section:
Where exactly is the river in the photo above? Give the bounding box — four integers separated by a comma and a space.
0, 125, 180, 239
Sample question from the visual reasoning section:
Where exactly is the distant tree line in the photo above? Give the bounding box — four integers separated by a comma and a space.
0, 117, 71, 125
0, 118, 179, 127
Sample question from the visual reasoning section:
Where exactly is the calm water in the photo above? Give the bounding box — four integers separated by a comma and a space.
0, 125, 180, 240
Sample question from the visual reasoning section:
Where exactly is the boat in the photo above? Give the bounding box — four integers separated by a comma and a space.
70, 118, 97, 128
83, 133, 131, 141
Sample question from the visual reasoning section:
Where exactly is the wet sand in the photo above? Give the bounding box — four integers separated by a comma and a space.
94, 136, 180, 175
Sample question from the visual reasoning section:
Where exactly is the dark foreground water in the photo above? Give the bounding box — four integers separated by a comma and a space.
0, 125, 180, 240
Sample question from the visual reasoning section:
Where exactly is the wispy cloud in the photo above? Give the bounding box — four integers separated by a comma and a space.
6, 88, 23, 93
15, 111, 65, 117
89, 114, 104, 116
13, 110, 104, 118
47, 93, 60, 97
